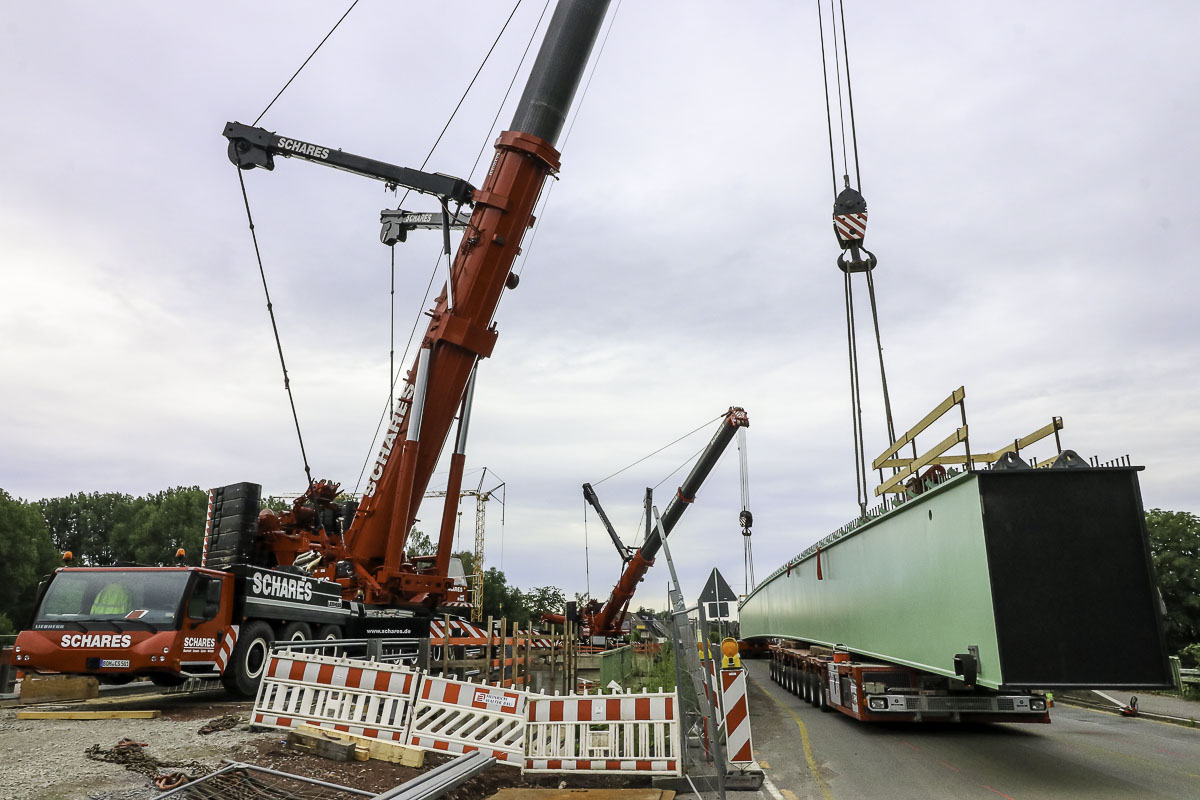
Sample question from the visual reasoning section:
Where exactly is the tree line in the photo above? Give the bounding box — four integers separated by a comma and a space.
0, 487, 564, 635
0, 489, 1196, 665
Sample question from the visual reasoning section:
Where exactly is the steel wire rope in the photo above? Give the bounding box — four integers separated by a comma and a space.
592, 413, 723, 487
252, 0, 361, 126
513, 0, 624, 278
583, 495, 591, 602
838, 0, 863, 192
469, 0, 553, 184
815, 1, 840, 196
353, 3, 531, 493
827, 0, 850, 185
233, 164, 314, 490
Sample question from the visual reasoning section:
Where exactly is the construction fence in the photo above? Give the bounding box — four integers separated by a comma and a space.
250, 647, 753, 777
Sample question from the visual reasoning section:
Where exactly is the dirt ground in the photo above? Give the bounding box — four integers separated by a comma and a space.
2, 689, 653, 800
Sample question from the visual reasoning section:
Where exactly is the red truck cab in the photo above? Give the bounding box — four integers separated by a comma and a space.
12, 567, 234, 687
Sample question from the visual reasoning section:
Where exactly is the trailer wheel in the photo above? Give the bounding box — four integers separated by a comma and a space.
221, 620, 273, 698
818, 677, 832, 712
806, 672, 818, 706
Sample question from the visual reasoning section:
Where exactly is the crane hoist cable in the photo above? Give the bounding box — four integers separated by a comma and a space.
737, 425, 755, 594
515, 0, 624, 279
253, 0, 361, 127
818, 0, 898, 515
352, 2, 537, 494
233, 162, 314, 491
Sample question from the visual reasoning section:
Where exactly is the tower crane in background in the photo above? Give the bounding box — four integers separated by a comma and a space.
425, 469, 504, 622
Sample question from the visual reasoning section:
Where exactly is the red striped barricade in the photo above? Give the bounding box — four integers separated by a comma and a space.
407, 675, 528, 766
252, 650, 420, 742
719, 667, 755, 766
524, 688, 681, 776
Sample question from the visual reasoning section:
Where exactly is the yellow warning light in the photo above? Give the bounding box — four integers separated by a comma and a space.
62, 551, 73, 563
721, 637, 741, 669
175, 548, 187, 560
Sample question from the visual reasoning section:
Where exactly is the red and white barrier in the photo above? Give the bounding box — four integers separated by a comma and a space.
406, 674, 528, 766
719, 668, 755, 766
524, 690, 681, 776
252, 651, 420, 742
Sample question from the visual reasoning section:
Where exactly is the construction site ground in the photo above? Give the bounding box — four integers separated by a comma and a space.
1, 688, 654, 800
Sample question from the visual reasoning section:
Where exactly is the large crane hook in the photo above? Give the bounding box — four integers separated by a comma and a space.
833, 181, 877, 273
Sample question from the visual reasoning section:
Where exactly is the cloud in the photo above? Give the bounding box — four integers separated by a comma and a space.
2, 1, 1197, 606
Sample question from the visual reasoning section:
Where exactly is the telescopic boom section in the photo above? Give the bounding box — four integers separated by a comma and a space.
344, 0, 611, 608
589, 407, 749, 636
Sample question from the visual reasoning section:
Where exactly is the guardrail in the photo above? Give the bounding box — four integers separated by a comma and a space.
272, 638, 421, 665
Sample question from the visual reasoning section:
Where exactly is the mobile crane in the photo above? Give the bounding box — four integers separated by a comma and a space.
549, 407, 749, 639
12, 0, 612, 696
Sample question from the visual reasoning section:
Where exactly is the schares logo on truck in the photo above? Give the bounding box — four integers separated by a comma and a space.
251, 571, 314, 601
60, 633, 132, 648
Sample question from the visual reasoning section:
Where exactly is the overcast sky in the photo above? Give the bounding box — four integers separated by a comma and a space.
2, 1, 1197, 609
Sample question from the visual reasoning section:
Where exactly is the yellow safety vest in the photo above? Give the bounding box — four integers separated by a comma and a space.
91, 583, 133, 615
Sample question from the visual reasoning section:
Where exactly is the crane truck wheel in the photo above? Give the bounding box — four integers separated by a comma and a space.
316, 624, 343, 656
222, 620, 274, 697
280, 621, 313, 643
818, 678, 832, 712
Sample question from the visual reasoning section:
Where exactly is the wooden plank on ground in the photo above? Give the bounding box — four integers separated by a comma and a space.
18, 709, 160, 720
487, 791, 675, 800
296, 724, 424, 767
286, 728, 359, 762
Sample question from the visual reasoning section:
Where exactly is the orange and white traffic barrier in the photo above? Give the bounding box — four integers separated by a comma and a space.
524, 689, 681, 775
252, 651, 420, 742
406, 674, 528, 766
719, 667, 755, 766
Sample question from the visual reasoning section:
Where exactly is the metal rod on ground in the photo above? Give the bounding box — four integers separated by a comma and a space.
152, 764, 242, 799
214, 760, 377, 797
372, 750, 495, 800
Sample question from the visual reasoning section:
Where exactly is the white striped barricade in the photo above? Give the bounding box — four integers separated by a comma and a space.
719, 667, 755, 766
407, 675, 528, 766
524, 689, 681, 776
252, 650, 420, 742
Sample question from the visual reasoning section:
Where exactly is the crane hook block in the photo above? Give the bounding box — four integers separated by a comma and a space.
833, 186, 877, 273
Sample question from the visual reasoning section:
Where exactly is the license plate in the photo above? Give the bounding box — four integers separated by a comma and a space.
100, 659, 130, 668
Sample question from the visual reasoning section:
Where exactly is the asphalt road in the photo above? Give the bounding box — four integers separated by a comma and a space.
742, 660, 1200, 800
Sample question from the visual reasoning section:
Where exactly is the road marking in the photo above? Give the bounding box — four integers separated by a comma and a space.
983, 786, 1017, 800
759, 758, 771, 768
904, 741, 920, 751
762, 774, 788, 800
938, 760, 960, 773
760, 684, 834, 800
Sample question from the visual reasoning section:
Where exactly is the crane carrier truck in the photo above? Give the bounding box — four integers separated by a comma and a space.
11, 0, 612, 697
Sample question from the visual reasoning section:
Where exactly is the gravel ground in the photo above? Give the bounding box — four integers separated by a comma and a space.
1, 698, 268, 800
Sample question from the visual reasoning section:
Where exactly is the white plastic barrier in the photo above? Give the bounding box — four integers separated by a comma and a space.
524, 689, 681, 775
407, 674, 529, 766
252, 651, 420, 741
